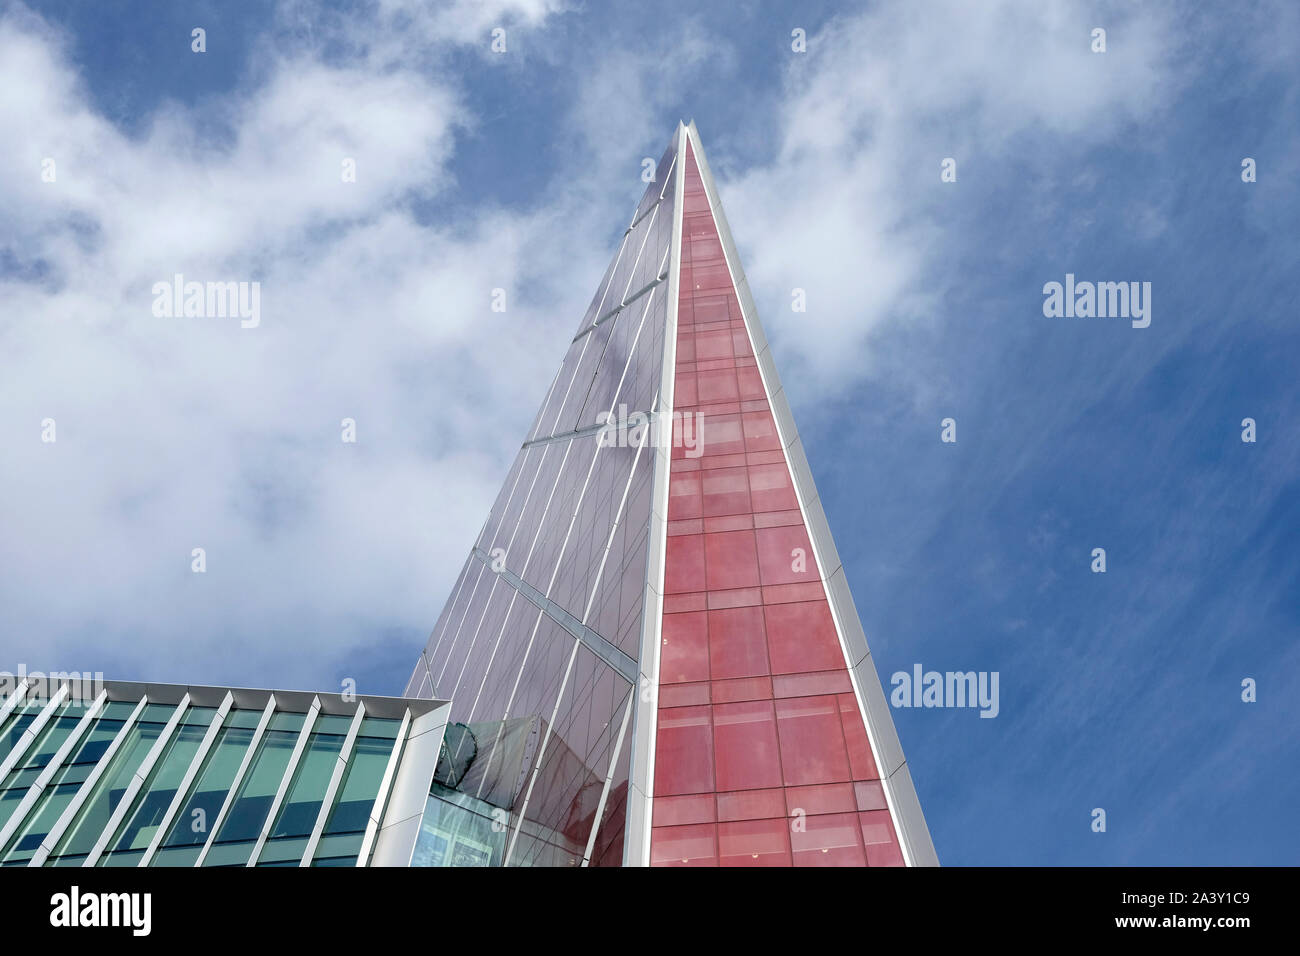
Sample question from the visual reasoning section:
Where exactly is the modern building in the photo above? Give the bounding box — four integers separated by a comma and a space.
1, 122, 935, 867
402, 121, 936, 867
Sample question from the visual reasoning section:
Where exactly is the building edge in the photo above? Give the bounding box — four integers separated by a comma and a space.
683, 119, 939, 867
623, 120, 688, 867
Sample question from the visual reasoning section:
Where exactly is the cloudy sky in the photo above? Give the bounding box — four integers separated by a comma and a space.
1, 0, 1296, 865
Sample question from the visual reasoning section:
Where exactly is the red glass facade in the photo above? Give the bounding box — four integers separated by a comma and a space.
649, 142, 905, 867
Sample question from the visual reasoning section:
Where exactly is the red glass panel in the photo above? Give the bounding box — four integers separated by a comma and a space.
650, 137, 905, 867
774, 695, 852, 786
712, 699, 783, 791
707, 605, 768, 680
654, 704, 714, 796
718, 818, 792, 866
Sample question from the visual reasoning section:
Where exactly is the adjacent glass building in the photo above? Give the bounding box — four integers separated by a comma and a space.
0, 678, 448, 867
6, 123, 935, 867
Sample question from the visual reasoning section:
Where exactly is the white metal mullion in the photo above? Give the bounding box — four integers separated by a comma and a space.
194, 695, 277, 867
527, 370, 564, 443
473, 445, 536, 562
515, 444, 575, 581
84, 693, 191, 866
446, 575, 504, 702
620, 205, 660, 305
581, 690, 634, 865
247, 697, 320, 866
601, 287, 658, 430
470, 607, 547, 802
545, 338, 594, 436
0, 678, 31, 727
486, 430, 588, 767
139, 693, 233, 866
460, 591, 519, 725
355, 709, 412, 867
581, 410, 654, 625
624, 121, 687, 866
423, 557, 476, 666
432, 561, 489, 686
657, 152, 678, 202
0, 687, 105, 854
0, 682, 70, 780
502, 637, 581, 867
592, 232, 631, 325
301, 703, 366, 866
31, 695, 149, 866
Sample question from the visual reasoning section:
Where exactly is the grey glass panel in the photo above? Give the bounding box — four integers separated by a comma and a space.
439, 578, 514, 705
508, 650, 631, 867
519, 435, 602, 598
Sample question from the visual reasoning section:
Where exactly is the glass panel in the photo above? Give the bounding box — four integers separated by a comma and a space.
319, 734, 395, 837
202, 715, 304, 860
160, 719, 258, 850
0, 700, 43, 757
311, 832, 363, 866
101, 720, 210, 859
255, 836, 309, 865
2, 706, 79, 776
149, 845, 201, 866
0, 709, 129, 864
1, 782, 81, 864
47, 713, 170, 862
268, 731, 345, 839
411, 783, 506, 867
0, 704, 86, 832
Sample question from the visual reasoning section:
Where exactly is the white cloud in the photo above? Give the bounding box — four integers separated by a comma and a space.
716, 0, 1180, 400
0, 3, 604, 690
0, 0, 1200, 696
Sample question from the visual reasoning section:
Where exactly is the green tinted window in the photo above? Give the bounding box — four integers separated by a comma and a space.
0, 710, 133, 864
320, 735, 395, 836
268, 732, 345, 840
161, 723, 256, 849
48, 716, 167, 861
207, 720, 302, 851
102, 721, 210, 859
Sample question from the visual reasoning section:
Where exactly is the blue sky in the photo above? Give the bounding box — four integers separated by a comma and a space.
1, 0, 1296, 865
